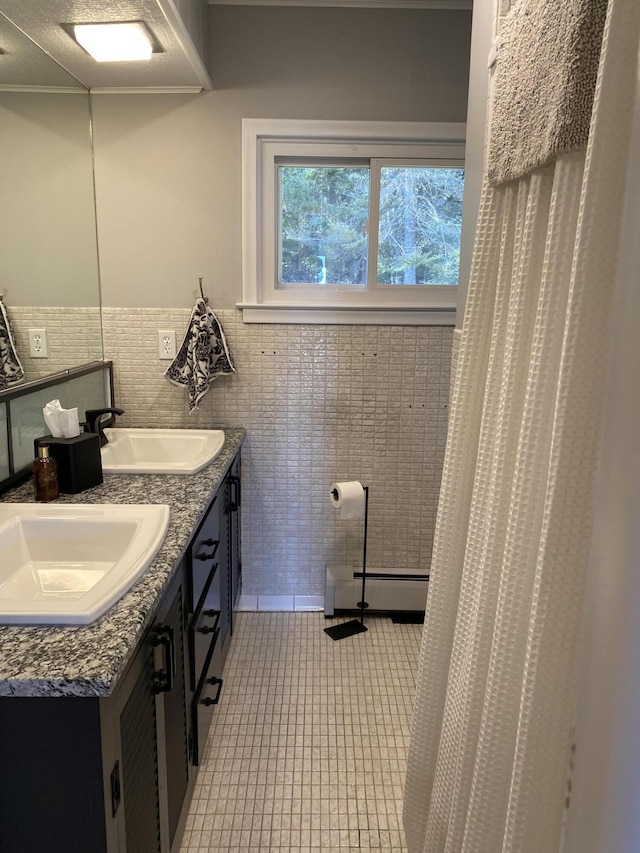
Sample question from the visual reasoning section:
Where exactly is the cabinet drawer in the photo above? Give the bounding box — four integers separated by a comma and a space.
191, 632, 224, 766
189, 560, 221, 691
190, 496, 220, 610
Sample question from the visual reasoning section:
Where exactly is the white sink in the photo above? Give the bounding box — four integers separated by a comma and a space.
0, 503, 170, 625
101, 428, 225, 475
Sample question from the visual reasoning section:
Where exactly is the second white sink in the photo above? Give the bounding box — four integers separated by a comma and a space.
101, 428, 225, 475
0, 503, 170, 625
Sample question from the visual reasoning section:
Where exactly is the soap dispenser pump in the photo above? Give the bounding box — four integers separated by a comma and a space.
32, 444, 59, 502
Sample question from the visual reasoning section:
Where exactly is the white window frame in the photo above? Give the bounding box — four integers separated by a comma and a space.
240, 118, 466, 325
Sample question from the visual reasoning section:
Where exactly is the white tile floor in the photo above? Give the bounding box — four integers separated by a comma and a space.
180, 612, 423, 852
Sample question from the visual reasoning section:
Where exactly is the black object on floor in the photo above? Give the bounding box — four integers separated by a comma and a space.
325, 484, 370, 641
324, 619, 368, 640
391, 612, 425, 624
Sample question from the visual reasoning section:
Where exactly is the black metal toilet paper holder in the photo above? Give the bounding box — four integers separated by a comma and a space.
325, 485, 369, 641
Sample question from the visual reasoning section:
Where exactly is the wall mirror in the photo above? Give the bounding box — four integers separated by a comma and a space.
0, 10, 103, 388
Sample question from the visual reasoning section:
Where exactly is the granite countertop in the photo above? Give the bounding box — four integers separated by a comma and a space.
0, 427, 244, 699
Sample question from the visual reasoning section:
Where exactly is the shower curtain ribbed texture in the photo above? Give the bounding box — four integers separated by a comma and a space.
403, 2, 640, 852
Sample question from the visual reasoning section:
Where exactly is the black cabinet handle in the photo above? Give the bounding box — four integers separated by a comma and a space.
198, 609, 220, 635
195, 540, 219, 561
201, 676, 223, 706
110, 761, 121, 817
153, 624, 175, 693
229, 475, 241, 512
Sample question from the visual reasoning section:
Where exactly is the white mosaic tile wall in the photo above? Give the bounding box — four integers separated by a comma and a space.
102, 308, 453, 599
9, 306, 103, 382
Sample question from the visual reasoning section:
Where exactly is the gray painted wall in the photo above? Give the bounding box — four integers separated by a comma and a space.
91, 7, 472, 599
0, 93, 99, 308
92, 6, 472, 309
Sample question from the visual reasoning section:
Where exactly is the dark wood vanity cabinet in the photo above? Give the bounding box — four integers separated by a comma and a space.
0, 450, 242, 853
228, 453, 242, 623
0, 565, 191, 853
188, 452, 242, 765
114, 567, 191, 853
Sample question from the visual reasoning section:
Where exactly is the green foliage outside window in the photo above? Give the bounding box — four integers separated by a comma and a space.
378, 167, 464, 285
279, 164, 463, 287
280, 167, 369, 285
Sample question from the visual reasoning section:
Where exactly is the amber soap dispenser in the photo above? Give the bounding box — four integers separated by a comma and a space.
32, 444, 59, 502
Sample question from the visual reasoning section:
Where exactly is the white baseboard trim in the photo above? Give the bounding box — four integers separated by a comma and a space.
324, 564, 429, 615
237, 594, 325, 612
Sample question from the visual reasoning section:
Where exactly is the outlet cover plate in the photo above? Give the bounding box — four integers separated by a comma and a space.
28, 328, 48, 358
158, 330, 176, 360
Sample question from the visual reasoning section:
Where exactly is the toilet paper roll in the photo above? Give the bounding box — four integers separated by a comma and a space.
330, 481, 365, 520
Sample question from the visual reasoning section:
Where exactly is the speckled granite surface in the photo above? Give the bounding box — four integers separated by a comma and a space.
0, 427, 244, 699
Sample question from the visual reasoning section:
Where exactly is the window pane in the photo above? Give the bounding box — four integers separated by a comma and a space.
278, 166, 369, 286
377, 166, 464, 285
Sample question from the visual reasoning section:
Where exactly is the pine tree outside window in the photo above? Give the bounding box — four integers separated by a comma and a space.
241, 120, 466, 324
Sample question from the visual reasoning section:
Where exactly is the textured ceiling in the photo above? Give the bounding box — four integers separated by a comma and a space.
0, 0, 470, 91
0, 12, 83, 89
0, 0, 210, 91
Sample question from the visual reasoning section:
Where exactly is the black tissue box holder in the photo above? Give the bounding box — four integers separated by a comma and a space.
34, 433, 103, 494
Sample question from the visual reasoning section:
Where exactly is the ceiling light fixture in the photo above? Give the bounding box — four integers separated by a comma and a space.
71, 21, 156, 62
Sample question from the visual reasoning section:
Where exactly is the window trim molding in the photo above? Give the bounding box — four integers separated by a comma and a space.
241, 118, 466, 324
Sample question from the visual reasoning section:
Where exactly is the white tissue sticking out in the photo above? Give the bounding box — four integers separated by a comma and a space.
43, 399, 80, 439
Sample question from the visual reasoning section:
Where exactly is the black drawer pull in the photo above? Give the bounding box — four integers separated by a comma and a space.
195, 539, 219, 561
153, 624, 175, 694
229, 475, 241, 512
198, 608, 220, 635
200, 676, 223, 706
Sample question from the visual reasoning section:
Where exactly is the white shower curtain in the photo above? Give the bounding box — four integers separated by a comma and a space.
403, 2, 640, 852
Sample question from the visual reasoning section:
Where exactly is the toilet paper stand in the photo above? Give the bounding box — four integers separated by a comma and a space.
325, 485, 369, 641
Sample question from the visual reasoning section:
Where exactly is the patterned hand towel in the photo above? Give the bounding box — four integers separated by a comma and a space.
165, 298, 235, 412
488, 0, 608, 186
0, 299, 25, 389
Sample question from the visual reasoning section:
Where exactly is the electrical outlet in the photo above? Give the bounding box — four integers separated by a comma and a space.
28, 328, 48, 358
158, 330, 176, 360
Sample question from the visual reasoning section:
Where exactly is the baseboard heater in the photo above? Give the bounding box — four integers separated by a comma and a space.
324, 564, 429, 616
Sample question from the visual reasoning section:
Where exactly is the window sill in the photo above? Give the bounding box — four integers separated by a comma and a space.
237, 303, 456, 325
